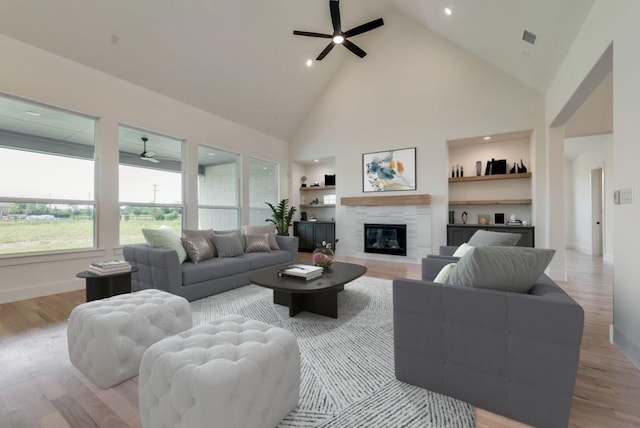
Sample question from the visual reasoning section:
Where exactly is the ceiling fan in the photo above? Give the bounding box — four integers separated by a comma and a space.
139, 137, 159, 163
293, 0, 384, 60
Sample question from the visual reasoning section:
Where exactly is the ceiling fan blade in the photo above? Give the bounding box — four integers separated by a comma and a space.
343, 39, 367, 58
316, 42, 336, 60
147, 157, 160, 164
344, 18, 384, 38
293, 30, 332, 38
146, 151, 156, 157
330, 0, 341, 32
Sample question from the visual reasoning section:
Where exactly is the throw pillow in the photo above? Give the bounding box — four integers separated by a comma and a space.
467, 229, 521, 247
181, 235, 214, 263
452, 242, 474, 258
446, 246, 556, 293
212, 232, 244, 258
142, 225, 188, 263
242, 225, 280, 250
183, 229, 217, 257
244, 234, 272, 253
433, 263, 457, 284
214, 229, 245, 251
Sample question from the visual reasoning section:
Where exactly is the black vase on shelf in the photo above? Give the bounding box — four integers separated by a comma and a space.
517, 159, 528, 173
510, 162, 517, 174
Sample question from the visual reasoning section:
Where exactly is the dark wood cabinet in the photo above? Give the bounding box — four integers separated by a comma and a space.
447, 224, 535, 247
294, 221, 336, 252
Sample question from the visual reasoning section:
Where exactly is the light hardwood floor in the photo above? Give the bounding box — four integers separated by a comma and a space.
1, 250, 638, 427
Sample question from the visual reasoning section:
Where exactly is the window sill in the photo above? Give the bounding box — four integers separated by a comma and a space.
0, 248, 106, 267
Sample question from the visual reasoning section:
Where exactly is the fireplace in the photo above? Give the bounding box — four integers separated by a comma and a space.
364, 223, 407, 256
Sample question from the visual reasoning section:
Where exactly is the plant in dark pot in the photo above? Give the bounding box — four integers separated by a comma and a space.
266, 199, 297, 236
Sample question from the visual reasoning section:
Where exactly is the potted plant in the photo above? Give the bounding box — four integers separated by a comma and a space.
266, 199, 297, 235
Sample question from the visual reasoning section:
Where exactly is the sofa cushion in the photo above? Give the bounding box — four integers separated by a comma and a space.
433, 263, 457, 284
452, 242, 474, 257
212, 233, 244, 258
181, 235, 214, 264
183, 229, 217, 257
181, 257, 251, 285
242, 225, 280, 250
214, 229, 245, 250
467, 229, 521, 246
446, 246, 555, 293
239, 250, 292, 270
142, 225, 187, 263
244, 234, 271, 253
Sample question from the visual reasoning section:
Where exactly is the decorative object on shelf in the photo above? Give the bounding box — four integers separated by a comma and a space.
495, 213, 505, 224
363, 147, 416, 192
265, 199, 297, 236
484, 159, 492, 175
312, 181, 319, 187
460, 166, 464, 177
449, 210, 455, 224
312, 240, 338, 270
476, 161, 482, 176
310, 198, 319, 205
478, 214, 490, 225
455, 164, 460, 177
301, 176, 307, 188
517, 159, 528, 173
510, 162, 517, 174
451, 166, 455, 178
491, 159, 507, 174
325, 174, 336, 186
300, 211, 308, 221
461, 211, 468, 224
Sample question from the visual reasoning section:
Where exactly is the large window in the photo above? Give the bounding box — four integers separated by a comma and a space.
0, 95, 96, 255
249, 158, 278, 225
197, 145, 240, 229
118, 126, 183, 244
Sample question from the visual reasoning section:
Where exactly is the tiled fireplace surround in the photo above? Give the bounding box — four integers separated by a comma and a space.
342, 204, 432, 263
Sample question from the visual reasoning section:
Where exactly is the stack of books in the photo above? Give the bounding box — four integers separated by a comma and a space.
88, 260, 132, 276
279, 264, 323, 280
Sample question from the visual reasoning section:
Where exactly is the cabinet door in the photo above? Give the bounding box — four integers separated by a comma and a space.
447, 226, 478, 246
314, 223, 336, 248
294, 222, 315, 252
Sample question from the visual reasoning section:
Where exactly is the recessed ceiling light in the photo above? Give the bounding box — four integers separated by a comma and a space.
444, 7, 452, 16
314, 159, 319, 163
306, 59, 313, 67
25, 111, 41, 117
483, 136, 491, 140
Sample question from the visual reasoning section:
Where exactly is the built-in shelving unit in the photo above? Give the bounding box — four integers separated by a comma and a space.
448, 172, 531, 183
449, 198, 532, 206
299, 204, 336, 208
300, 185, 335, 191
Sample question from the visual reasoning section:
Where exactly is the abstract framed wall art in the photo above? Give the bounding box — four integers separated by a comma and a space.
362, 147, 416, 192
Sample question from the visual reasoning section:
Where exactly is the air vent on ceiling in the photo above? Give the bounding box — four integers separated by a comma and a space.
522, 29, 537, 45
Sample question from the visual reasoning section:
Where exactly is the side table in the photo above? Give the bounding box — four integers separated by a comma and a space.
76, 266, 139, 302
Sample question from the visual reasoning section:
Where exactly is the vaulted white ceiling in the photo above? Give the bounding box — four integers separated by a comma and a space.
0, 0, 594, 141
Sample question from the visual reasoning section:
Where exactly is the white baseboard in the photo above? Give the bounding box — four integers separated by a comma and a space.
0, 279, 84, 304
613, 326, 640, 370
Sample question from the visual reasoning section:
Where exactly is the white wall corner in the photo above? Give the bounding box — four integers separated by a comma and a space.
613, 325, 640, 370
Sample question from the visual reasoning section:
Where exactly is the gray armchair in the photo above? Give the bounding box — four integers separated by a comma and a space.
393, 257, 584, 428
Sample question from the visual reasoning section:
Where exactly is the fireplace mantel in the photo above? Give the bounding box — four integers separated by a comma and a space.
341, 194, 431, 207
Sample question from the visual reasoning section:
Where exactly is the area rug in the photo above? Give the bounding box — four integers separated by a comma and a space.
190, 276, 474, 428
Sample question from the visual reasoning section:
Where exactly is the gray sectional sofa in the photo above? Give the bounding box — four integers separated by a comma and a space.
123, 235, 298, 301
393, 254, 584, 428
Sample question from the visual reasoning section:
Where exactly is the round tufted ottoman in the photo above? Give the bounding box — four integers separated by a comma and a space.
138, 315, 300, 428
67, 289, 192, 389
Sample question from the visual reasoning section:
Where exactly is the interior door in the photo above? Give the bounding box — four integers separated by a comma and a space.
591, 167, 603, 256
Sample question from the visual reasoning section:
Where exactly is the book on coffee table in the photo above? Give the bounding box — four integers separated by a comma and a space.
280, 264, 323, 280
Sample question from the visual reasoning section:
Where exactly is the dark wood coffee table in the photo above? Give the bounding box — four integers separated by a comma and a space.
250, 262, 367, 318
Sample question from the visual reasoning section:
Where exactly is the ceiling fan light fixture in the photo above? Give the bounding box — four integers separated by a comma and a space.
306, 59, 313, 67
444, 7, 453, 16
333, 34, 344, 44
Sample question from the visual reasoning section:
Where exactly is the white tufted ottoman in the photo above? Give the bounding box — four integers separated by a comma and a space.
139, 315, 300, 428
67, 289, 192, 389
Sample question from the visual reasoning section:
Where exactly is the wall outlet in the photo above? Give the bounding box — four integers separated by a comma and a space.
620, 188, 634, 204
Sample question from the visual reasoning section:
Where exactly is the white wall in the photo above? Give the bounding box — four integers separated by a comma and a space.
0, 34, 289, 303
547, 0, 640, 368
565, 134, 614, 259
290, 10, 545, 256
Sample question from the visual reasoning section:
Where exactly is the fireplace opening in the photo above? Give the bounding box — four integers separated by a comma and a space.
364, 223, 407, 256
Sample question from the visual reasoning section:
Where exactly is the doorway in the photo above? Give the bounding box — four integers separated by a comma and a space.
591, 167, 604, 256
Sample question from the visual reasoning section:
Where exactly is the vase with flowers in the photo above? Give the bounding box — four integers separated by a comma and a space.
312, 240, 338, 270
